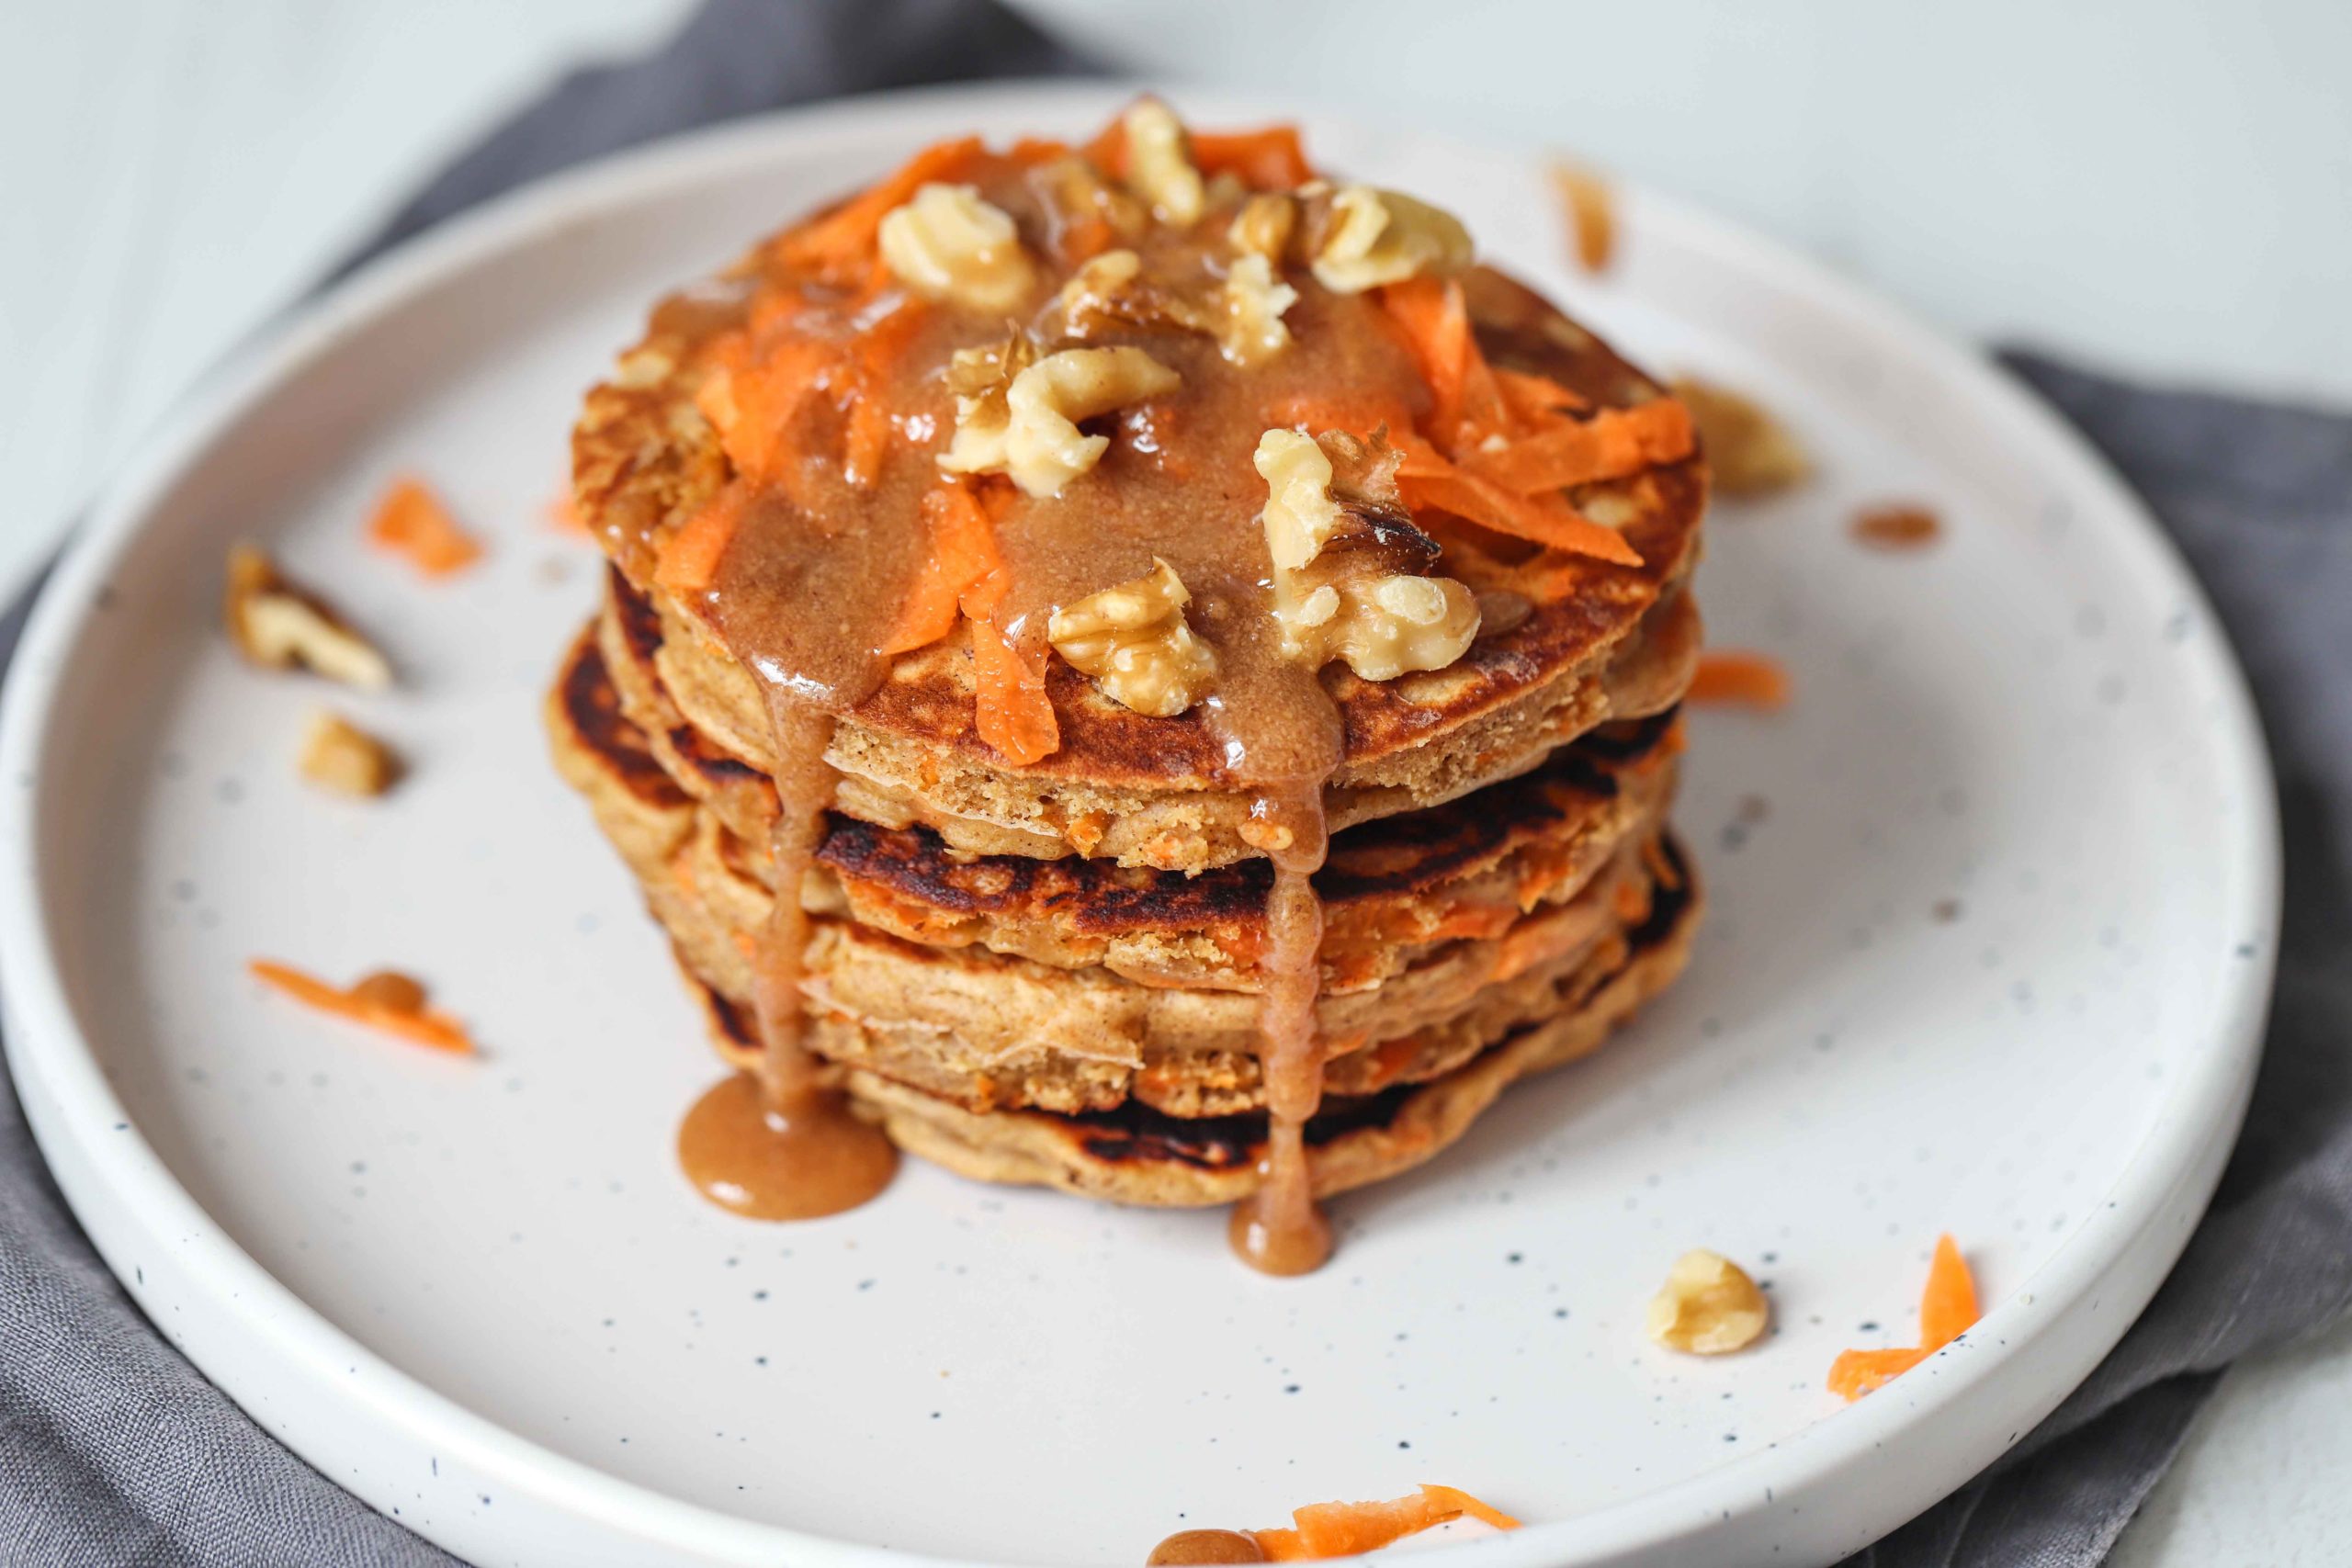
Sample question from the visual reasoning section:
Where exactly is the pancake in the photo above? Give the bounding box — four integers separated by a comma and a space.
576, 605, 1682, 989
575, 265, 1705, 871
551, 626, 1677, 1119
677, 845, 1699, 1208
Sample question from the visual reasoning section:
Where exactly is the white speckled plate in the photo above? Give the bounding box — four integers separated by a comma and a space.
0, 83, 2278, 1568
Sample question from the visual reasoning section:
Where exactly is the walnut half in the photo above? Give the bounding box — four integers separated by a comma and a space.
941, 345, 1181, 499
876, 183, 1036, 314
1253, 429, 1480, 682
1046, 558, 1217, 717
1310, 186, 1474, 294
1646, 1250, 1770, 1355
224, 544, 391, 690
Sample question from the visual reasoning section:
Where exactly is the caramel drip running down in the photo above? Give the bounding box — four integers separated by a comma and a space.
1148, 1529, 1267, 1565
1227, 785, 1336, 1275
675, 690, 898, 1219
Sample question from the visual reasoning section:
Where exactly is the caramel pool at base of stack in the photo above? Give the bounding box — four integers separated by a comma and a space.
546, 99, 1711, 1273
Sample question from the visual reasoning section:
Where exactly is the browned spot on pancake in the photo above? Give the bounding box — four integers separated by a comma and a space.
1067, 848, 1695, 1170
558, 636, 688, 811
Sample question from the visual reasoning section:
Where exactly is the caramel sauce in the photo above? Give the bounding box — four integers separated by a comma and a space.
1148, 1529, 1267, 1565
1850, 503, 1941, 550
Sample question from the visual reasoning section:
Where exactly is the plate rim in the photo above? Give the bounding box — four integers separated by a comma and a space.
0, 77, 2282, 1568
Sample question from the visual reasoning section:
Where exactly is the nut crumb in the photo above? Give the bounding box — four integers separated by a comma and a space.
1647, 1249, 1770, 1354
224, 545, 391, 690
1670, 378, 1811, 499
299, 711, 401, 797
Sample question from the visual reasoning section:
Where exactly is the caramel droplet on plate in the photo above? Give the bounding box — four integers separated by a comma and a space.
1148, 1528, 1267, 1565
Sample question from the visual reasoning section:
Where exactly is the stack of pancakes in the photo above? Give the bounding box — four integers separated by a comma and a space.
547, 133, 1707, 1212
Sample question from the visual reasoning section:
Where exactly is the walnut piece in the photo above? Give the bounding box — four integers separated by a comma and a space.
942, 345, 1181, 498
1310, 186, 1474, 294
1046, 558, 1218, 717
224, 544, 391, 690
1253, 429, 1479, 682
876, 183, 1035, 314
1217, 253, 1297, 366
1646, 1250, 1770, 1355
1669, 376, 1811, 498
299, 710, 400, 797
1227, 193, 1297, 261
1122, 98, 1205, 225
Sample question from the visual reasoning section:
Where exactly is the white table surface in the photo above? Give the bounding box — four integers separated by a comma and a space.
3, 4, 2343, 1563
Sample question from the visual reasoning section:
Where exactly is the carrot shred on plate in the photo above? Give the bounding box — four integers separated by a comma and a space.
653, 487, 748, 598
1918, 1234, 1981, 1350
366, 477, 481, 578
1249, 1485, 1521, 1560
1190, 124, 1314, 189
1687, 650, 1792, 711
1827, 1235, 1983, 1401
1826, 1347, 1930, 1401
882, 479, 1001, 656
248, 959, 475, 1055
772, 135, 986, 281
547, 488, 589, 537
1548, 160, 1617, 274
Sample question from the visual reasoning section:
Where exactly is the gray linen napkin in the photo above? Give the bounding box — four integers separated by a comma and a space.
3, 4, 2346, 1563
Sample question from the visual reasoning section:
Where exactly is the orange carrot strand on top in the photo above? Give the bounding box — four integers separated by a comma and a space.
773, 136, 987, 280
882, 479, 1001, 655
1464, 399, 1697, 497
964, 602, 1058, 767
248, 959, 475, 1055
1687, 650, 1792, 711
652, 487, 748, 598
366, 477, 481, 578
1190, 124, 1314, 189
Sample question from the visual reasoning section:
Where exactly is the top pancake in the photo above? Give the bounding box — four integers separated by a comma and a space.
570, 121, 1708, 870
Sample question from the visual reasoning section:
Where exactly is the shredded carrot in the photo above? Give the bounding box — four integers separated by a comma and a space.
1397, 466, 1643, 566
653, 487, 747, 597
1687, 650, 1791, 711
248, 959, 474, 1055
773, 136, 986, 281
1191, 124, 1314, 189
697, 333, 836, 491
1826, 1347, 1929, 1401
1827, 1235, 1983, 1401
839, 299, 929, 490
1248, 1485, 1520, 1561
1417, 1484, 1521, 1531
547, 488, 589, 537
882, 479, 1001, 655
1493, 367, 1589, 424
1080, 117, 1127, 178
1007, 135, 1073, 166
365, 477, 481, 578
1378, 278, 1477, 445
965, 603, 1058, 766
1919, 1234, 1980, 1350
1464, 400, 1696, 496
